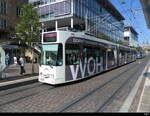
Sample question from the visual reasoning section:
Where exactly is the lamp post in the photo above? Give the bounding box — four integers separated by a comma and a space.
29, 20, 35, 74
31, 26, 35, 74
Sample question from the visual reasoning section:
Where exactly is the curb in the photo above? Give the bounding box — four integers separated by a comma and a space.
0, 76, 38, 91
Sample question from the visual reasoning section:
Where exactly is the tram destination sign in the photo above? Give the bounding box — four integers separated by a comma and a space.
43, 33, 57, 42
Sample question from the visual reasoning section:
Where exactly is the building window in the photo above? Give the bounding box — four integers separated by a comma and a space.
0, 0, 7, 15
0, 19, 7, 29
32, 0, 57, 7
124, 37, 129, 41
16, 7, 22, 17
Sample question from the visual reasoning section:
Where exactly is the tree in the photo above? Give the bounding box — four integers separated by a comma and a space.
15, 3, 42, 74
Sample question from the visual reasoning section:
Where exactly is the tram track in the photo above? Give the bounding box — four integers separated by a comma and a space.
60, 58, 148, 112
0, 58, 147, 112
96, 63, 141, 112
55, 61, 140, 112
0, 83, 44, 97
0, 61, 136, 110
0, 83, 55, 106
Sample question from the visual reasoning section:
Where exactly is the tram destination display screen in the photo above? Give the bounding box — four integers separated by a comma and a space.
43, 33, 57, 42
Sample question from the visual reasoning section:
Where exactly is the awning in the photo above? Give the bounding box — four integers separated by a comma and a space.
2, 45, 18, 49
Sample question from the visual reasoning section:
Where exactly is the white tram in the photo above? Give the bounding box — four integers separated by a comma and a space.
39, 31, 137, 85
0, 46, 6, 73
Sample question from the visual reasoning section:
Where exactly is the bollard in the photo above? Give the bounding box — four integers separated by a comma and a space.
0, 71, 6, 79
0, 72, 2, 79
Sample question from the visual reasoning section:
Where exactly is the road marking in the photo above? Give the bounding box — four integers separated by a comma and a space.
0, 76, 38, 87
119, 60, 150, 112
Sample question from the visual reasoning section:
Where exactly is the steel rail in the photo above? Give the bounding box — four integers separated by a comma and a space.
55, 62, 139, 112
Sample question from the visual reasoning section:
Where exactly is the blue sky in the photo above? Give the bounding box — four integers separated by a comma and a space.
109, 0, 150, 46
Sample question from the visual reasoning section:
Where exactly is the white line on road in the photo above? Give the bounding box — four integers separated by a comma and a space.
119, 60, 150, 112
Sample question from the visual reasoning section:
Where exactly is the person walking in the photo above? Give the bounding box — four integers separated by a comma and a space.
19, 56, 26, 75
13, 56, 17, 65
5, 54, 10, 67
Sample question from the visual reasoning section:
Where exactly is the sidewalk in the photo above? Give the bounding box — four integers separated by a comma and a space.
0, 63, 39, 91
137, 66, 150, 112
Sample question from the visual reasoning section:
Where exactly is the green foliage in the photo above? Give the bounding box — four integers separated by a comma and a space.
117, 40, 123, 44
136, 47, 142, 51
98, 33, 112, 41
15, 3, 42, 47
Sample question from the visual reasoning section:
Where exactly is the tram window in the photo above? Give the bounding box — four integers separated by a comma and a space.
57, 44, 63, 66
66, 44, 80, 65
108, 51, 114, 60
83, 46, 101, 59
41, 44, 63, 66
93, 48, 101, 57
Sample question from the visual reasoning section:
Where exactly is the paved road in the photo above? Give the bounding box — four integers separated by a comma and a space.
0, 56, 149, 112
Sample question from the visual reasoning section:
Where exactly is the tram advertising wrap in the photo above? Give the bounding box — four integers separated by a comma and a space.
65, 37, 105, 81
39, 31, 137, 85
65, 56, 103, 81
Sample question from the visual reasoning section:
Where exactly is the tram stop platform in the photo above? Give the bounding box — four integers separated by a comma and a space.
0, 63, 39, 91
137, 66, 150, 112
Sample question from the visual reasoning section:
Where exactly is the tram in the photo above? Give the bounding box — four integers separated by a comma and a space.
39, 31, 137, 85
0, 46, 6, 73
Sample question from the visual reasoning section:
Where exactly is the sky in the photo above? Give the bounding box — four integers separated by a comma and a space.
109, 0, 150, 46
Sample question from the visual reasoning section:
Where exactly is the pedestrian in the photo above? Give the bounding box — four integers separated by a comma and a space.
5, 54, 10, 67
19, 56, 26, 75
13, 56, 17, 65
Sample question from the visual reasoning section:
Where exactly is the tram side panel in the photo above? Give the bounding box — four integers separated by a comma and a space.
65, 38, 106, 82
107, 48, 118, 70
118, 49, 125, 66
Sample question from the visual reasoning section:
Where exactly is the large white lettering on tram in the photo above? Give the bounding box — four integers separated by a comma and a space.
66, 57, 103, 81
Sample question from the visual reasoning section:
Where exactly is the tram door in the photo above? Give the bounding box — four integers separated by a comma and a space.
102, 49, 106, 71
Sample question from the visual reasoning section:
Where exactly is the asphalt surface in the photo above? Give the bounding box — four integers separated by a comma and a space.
0, 55, 149, 112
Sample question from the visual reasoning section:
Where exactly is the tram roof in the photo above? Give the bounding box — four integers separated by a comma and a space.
42, 30, 132, 50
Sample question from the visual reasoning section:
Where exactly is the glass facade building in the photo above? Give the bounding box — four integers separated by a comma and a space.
29, 0, 125, 41
124, 26, 138, 47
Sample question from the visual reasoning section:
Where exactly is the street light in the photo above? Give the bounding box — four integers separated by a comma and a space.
29, 20, 35, 74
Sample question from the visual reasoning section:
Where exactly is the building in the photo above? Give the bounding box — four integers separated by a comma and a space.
0, 0, 28, 44
0, 0, 28, 64
29, 0, 125, 42
124, 26, 138, 47
140, 0, 150, 28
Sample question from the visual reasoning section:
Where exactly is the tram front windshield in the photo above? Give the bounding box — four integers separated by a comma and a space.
41, 44, 63, 66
